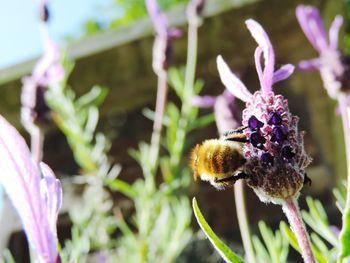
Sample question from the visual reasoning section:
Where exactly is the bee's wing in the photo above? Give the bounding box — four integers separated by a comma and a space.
223, 126, 248, 143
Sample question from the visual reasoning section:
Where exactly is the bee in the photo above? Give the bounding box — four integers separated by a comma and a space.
190, 127, 250, 190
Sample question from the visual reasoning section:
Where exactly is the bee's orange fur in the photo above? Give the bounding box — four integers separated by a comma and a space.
190, 139, 246, 188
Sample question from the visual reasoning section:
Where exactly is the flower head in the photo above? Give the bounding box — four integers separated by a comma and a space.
21, 22, 64, 130
191, 90, 241, 135
0, 115, 62, 262
296, 5, 348, 99
217, 19, 311, 204
146, 0, 181, 73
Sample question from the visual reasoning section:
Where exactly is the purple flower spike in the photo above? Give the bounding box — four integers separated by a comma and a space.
217, 19, 311, 204
192, 89, 241, 135
296, 6, 328, 52
146, 0, 181, 39
296, 5, 347, 100
146, 0, 181, 72
0, 115, 61, 263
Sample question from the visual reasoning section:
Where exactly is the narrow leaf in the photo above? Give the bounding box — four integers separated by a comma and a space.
105, 179, 137, 199
192, 198, 245, 263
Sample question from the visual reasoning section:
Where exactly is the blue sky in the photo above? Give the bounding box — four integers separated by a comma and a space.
0, 0, 114, 69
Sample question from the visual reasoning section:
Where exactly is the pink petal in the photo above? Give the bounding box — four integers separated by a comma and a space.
145, 0, 169, 37
245, 19, 275, 93
272, 64, 295, 84
0, 115, 58, 263
216, 55, 252, 102
254, 47, 264, 85
329, 15, 343, 50
296, 5, 328, 53
214, 90, 240, 135
190, 95, 216, 108
40, 162, 62, 238
298, 58, 321, 70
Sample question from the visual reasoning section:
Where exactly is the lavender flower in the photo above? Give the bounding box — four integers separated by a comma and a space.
217, 19, 311, 205
296, 5, 348, 100
217, 19, 316, 263
145, 0, 181, 74
0, 115, 62, 263
21, 38, 64, 130
191, 90, 241, 135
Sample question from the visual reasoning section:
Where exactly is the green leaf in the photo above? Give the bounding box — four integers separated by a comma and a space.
192, 198, 245, 263
333, 182, 347, 213
75, 86, 108, 109
339, 188, 350, 259
252, 236, 270, 263
105, 179, 137, 199
280, 222, 327, 263
187, 113, 215, 131
142, 108, 170, 126
193, 79, 205, 95
301, 197, 338, 247
168, 67, 185, 100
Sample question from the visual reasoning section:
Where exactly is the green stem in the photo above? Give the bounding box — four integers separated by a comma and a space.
171, 6, 199, 167
149, 70, 168, 176
234, 181, 256, 263
337, 94, 350, 262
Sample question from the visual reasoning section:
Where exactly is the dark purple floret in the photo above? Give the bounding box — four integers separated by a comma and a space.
267, 111, 282, 125
270, 126, 287, 143
250, 131, 266, 149
260, 152, 274, 166
248, 115, 264, 130
281, 145, 295, 161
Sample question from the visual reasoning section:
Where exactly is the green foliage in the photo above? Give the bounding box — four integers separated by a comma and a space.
45, 54, 121, 260
0, 250, 16, 263
110, 0, 189, 28
281, 195, 342, 263
252, 221, 289, 263
339, 184, 350, 261
192, 198, 246, 263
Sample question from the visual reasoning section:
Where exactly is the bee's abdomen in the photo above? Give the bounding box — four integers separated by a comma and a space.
202, 140, 245, 175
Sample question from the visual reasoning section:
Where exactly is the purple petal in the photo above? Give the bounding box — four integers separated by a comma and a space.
0, 115, 58, 263
254, 47, 264, 86
296, 5, 328, 53
146, 0, 169, 37
40, 162, 62, 237
32, 39, 63, 86
245, 19, 275, 93
272, 64, 295, 84
329, 15, 343, 50
298, 58, 321, 70
190, 95, 216, 108
214, 91, 240, 135
217, 55, 252, 102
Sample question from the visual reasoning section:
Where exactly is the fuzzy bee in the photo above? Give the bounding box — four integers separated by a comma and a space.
190, 127, 250, 190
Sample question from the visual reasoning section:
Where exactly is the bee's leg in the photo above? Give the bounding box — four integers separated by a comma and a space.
216, 172, 250, 184
303, 173, 312, 186
225, 136, 249, 143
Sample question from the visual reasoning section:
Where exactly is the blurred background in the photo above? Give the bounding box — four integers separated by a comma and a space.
0, 0, 347, 262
